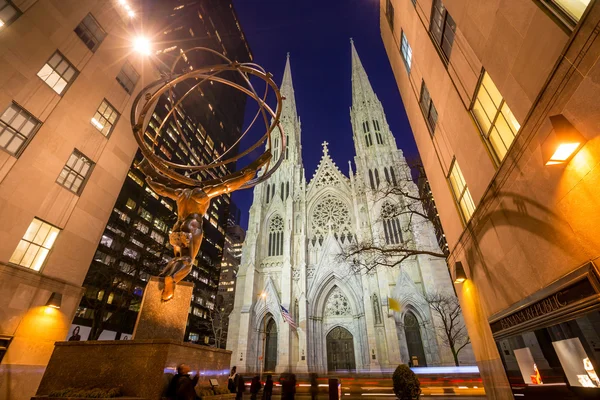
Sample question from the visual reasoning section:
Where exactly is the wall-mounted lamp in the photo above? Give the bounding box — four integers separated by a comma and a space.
454, 261, 467, 284
46, 292, 62, 309
542, 115, 587, 165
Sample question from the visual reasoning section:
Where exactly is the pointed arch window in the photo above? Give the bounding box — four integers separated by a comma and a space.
268, 215, 284, 256
390, 167, 398, 186
266, 184, 271, 203
280, 182, 284, 201
285, 134, 289, 160
382, 202, 403, 245
373, 120, 383, 145
363, 121, 373, 147
384, 167, 391, 183
368, 170, 375, 190
374, 169, 380, 187
286, 182, 290, 200
373, 294, 382, 324
294, 298, 299, 324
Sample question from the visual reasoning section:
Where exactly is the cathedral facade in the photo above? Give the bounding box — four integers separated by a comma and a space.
226, 41, 469, 374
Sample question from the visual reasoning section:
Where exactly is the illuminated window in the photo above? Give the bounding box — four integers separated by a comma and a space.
0, 102, 41, 156
448, 158, 476, 222
56, 149, 94, 194
9, 218, 60, 271
37, 51, 78, 95
419, 81, 438, 135
139, 208, 152, 222
91, 99, 119, 137
400, 31, 412, 73
125, 198, 136, 210
472, 72, 520, 163
74, 13, 106, 52
116, 61, 139, 94
127, 171, 144, 186
429, 0, 456, 63
0, 1, 20, 29
541, 0, 591, 27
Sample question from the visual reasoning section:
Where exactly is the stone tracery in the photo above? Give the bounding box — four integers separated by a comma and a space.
310, 193, 353, 244
324, 286, 352, 317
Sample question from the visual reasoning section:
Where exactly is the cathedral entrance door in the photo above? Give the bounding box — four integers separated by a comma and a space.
404, 312, 427, 366
326, 326, 356, 372
264, 318, 277, 372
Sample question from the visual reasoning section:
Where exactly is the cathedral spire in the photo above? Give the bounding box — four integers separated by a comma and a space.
281, 52, 298, 121
351, 39, 379, 109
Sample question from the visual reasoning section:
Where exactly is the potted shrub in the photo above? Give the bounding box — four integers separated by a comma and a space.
392, 365, 421, 400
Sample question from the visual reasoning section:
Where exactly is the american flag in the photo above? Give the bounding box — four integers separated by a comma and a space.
280, 305, 297, 330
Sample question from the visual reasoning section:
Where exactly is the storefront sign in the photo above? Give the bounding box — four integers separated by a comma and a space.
490, 278, 596, 334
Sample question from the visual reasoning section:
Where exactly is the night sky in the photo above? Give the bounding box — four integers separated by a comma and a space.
231, 0, 417, 229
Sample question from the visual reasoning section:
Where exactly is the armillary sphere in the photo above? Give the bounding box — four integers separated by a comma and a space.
130, 46, 285, 188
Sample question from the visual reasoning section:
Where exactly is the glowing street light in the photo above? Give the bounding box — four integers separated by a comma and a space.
453, 261, 467, 284
133, 36, 151, 56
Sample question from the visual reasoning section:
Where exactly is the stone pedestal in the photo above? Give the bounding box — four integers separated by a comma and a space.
35, 340, 232, 400
133, 276, 194, 341
32, 276, 228, 400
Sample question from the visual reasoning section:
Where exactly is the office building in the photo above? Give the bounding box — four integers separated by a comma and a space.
382, 0, 600, 397
73, 0, 253, 344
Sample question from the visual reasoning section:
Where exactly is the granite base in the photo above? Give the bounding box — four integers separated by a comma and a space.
34, 340, 232, 400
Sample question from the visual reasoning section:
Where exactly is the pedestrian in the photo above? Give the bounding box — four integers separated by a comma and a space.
309, 373, 318, 400
236, 375, 245, 400
263, 375, 273, 400
228, 367, 238, 393
165, 364, 199, 400
250, 376, 262, 400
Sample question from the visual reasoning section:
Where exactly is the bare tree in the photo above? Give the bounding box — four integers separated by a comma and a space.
339, 161, 447, 272
194, 301, 232, 348
424, 291, 470, 366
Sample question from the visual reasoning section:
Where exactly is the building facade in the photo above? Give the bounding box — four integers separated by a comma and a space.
227, 43, 471, 374
72, 0, 253, 344
0, 1, 157, 399
381, 0, 600, 398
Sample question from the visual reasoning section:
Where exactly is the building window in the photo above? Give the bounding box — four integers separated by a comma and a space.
448, 159, 476, 222
429, 0, 456, 63
400, 31, 412, 73
382, 203, 403, 245
541, 0, 591, 27
373, 120, 383, 145
57, 149, 94, 194
37, 51, 78, 95
0, 103, 41, 157
363, 121, 373, 147
419, 82, 438, 135
471, 71, 521, 163
91, 99, 120, 137
116, 61, 140, 94
268, 215, 284, 257
385, 0, 394, 31
0, 1, 20, 29
9, 218, 60, 271
74, 13, 106, 52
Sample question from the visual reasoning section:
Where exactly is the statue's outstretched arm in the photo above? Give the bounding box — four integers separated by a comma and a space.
203, 151, 272, 199
146, 176, 179, 200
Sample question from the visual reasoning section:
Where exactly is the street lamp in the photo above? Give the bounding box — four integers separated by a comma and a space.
133, 36, 151, 56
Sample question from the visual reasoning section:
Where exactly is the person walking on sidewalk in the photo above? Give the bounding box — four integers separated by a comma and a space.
250, 376, 262, 400
228, 367, 238, 393
263, 375, 273, 400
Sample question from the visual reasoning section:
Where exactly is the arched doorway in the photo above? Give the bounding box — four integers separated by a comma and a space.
326, 326, 356, 372
404, 312, 427, 366
264, 318, 277, 372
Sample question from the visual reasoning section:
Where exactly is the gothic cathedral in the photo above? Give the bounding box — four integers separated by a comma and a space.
226, 41, 467, 374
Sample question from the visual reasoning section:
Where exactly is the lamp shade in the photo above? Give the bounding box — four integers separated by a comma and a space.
46, 292, 62, 309
454, 261, 467, 284
542, 115, 587, 165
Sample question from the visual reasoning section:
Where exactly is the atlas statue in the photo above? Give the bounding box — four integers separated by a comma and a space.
131, 47, 284, 301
